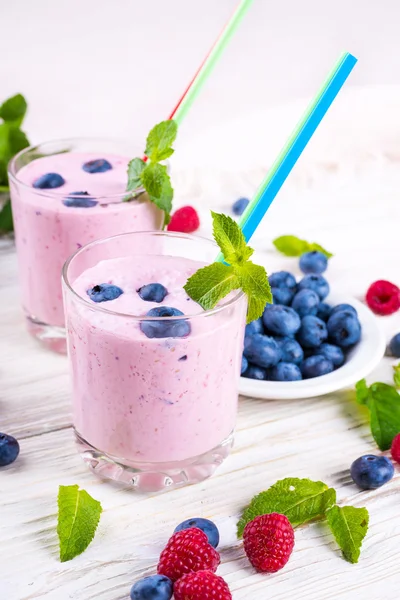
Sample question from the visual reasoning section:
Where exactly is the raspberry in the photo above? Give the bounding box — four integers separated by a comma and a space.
243, 513, 295, 573
167, 206, 200, 233
366, 280, 400, 316
157, 528, 220, 582
174, 571, 232, 600
391, 433, 400, 463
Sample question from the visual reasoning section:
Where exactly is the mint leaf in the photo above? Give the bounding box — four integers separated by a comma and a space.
8, 126, 29, 155
326, 505, 369, 564
394, 364, 400, 389
126, 157, 146, 193
237, 477, 336, 537
0, 198, 13, 233
141, 162, 173, 223
184, 263, 239, 310
212, 211, 253, 265
355, 379, 400, 450
0, 93, 27, 126
273, 235, 332, 258
235, 261, 272, 323
144, 120, 177, 162
57, 484, 102, 562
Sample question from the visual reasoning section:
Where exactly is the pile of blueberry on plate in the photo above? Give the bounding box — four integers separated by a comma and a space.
239, 251, 386, 400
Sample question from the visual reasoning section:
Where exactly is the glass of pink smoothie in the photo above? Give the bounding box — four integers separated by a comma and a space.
8, 139, 164, 353
62, 231, 247, 492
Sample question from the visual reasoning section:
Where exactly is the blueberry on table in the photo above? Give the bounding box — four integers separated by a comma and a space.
271, 286, 295, 306
269, 362, 302, 381
316, 302, 332, 321
232, 197, 249, 216
269, 271, 297, 291
138, 283, 168, 303
245, 318, 263, 337
291, 289, 320, 317
63, 191, 98, 208
140, 307, 191, 339
174, 517, 220, 548
0, 433, 20, 466
299, 251, 328, 275
82, 158, 112, 173
241, 355, 248, 374
262, 305, 301, 337
314, 343, 344, 367
298, 274, 330, 300
242, 364, 268, 380
277, 338, 304, 364
301, 355, 334, 378
130, 574, 173, 600
243, 334, 282, 368
330, 303, 358, 317
297, 315, 328, 348
33, 172, 65, 189
389, 333, 400, 357
327, 312, 361, 348
350, 455, 394, 490
87, 283, 123, 302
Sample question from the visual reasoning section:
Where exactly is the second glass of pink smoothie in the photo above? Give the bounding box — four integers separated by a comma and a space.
8, 139, 164, 353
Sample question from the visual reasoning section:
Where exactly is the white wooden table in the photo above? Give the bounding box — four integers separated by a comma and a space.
2, 92, 400, 599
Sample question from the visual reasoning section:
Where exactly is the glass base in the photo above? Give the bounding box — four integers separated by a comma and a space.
75, 429, 234, 492
26, 314, 67, 354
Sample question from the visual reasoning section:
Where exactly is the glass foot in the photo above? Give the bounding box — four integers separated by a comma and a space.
75, 430, 234, 492
26, 314, 67, 354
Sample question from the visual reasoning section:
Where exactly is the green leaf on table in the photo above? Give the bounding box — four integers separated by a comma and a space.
184, 263, 239, 311
57, 484, 102, 562
355, 379, 400, 450
273, 235, 333, 258
0, 198, 13, 233
393, 364, 400, 389
235, 260, 272, 324
237, 477, 336, 537
0, 93, 27, 126
212, 211, 253, 265
126, 157, 146, 193
144, 120, 177, 162
326, 505, 369, 564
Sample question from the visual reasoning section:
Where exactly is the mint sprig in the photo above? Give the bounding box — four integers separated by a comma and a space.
125, 120, 177, 225
184, 212, 272, 324
326, 505, 369, 564
355, 379, 400, 450
57, 484, 102, 562
273, 234, 333, 258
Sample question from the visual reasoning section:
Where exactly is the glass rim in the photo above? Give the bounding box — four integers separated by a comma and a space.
62, 230, 245, 321
7, 136, 146, 202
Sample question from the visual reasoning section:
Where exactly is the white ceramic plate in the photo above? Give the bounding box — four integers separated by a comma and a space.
239, 295, 386, 400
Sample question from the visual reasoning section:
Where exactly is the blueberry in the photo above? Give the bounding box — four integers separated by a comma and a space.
327, 312, 361, 348
245, 318, 263, 336
243, 364, 268, 380
297, 315, 328, 348
299, 251, 328, 275
241, 355, 248, 374
316, 302, 332, 321
350, 455, 394, 490
269, 362, 302, 381
174, 517, 220, 548
301, 355, 334, 378
138, 283, 168, 303
272, 286, 295, 306
33, 172, 65, 189
130, 575, 173, 600
0, 433, 20, 467
298, 274, 329, 300
87, 283, 123, 302
314, 343, 345, 367
243, 333, 282, 368
269, 271, 297, 290
82, 158, 112, 173
262, 305, 301, 337
291, 289, 320, 317
232, 197, 249, 215
277, 338, 304, 364
63, 191, 98, 208
330, 303, 358, 317
140, 307, 190, 339
389, 333, 400, 357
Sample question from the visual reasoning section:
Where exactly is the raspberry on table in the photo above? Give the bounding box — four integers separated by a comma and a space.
391, 433, 400, 463
243, 513, 295, 573
366, 280, 400, 316
174, 570, 232, 600
167, 206, 200, 233
157, 527, 220, 582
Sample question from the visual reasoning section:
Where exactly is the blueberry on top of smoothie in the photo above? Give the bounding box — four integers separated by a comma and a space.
87, 283, 123, 302
63, 191, 98, 208
138, 283, 168, 303
33, 172, 65, 189
140, 307, 191, 339
82, 158, 112, 173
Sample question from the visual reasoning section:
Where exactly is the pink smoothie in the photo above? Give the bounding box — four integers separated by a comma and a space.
66, 254, 247, 464
10, 152, 163, 328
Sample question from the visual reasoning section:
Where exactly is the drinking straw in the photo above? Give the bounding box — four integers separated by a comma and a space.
217, 51, 357, 257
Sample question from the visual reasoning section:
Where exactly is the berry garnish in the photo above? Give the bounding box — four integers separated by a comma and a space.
299, 250, 328, 275
130, 575, 173, 600
87, 283, 123, 303
140, 307, 191, 339
167, 206, 200, 233
138, 283, 168, 303
366, 280, 400, 316
174, 518, 220, 548
389, 333, 400, 358
350, 455, 394, 489
243, 513, 295, 573
82, 158, 112, 173
174, 571, 232, 600
391, 433, 400, 463
33, 172, 65, 189
232, 197, 249, 216
0, 433, 20, 466
157, 527, 220, 582
63, 191, 98, 208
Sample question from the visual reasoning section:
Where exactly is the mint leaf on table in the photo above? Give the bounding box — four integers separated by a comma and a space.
393, 364, 400, 389
144, 120, 177, 162
355, 379, 400, 450
273, 235, 333, 258
326, 505, 369, 564
57, 484, 102, 562
237, 477, 336, 537
184, 212, 272, 323
0, 93, 27, 126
